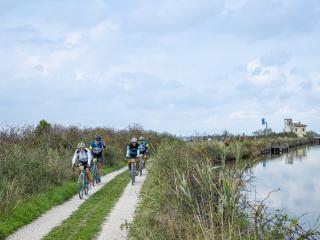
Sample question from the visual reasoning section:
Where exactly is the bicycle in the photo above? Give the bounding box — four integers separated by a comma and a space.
91, 158, 98, 186
75, 164, 89, 199
138, 155, 144, 176
129, 158, 137, 185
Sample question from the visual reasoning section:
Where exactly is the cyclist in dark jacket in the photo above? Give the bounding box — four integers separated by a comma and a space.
89, 135, 106, 182
126, 137, 140, 170
138, 136, 149, 155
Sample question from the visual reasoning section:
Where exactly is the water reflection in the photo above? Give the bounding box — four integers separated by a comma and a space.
262, 146, 308, 167
251, 145, 320, 229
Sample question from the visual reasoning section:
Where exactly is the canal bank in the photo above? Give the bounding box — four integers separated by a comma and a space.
128, 138, 320, 239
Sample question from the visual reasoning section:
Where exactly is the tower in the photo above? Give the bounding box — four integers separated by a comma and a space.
284, 118, 293, 132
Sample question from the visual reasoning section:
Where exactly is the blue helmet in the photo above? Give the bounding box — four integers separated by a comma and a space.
95, 135, 101, 141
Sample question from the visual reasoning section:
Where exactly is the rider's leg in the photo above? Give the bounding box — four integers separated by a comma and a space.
98, 161, 102, 177
97, 160, 102, 182
128, 159, 131, 170
85, 167, 91, 184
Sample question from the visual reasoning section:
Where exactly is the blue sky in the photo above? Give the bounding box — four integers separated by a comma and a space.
0, 0, 320, 135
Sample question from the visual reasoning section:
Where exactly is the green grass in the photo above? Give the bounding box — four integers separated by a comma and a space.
101, 161, 126, 175
0, 163, 125, 239
43, 170, 130, 240
0, 182, 76, 239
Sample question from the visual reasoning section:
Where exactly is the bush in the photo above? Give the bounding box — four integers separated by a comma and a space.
0, 122, 172, 216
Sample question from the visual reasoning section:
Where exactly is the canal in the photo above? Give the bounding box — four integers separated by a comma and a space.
250, 144, 320, 229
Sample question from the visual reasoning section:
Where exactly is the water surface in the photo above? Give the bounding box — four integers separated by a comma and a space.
250, 145, 320, 228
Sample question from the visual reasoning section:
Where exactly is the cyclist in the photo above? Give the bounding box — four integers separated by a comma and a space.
89, 134, 106, 183
126, 137, 140, 171
138, 136, 149, 157
72, 142, 92, 188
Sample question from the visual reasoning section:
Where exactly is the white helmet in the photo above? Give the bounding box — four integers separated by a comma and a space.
131, 137, 137, 143
77, 142, 85, 149
139, 136, 144, 141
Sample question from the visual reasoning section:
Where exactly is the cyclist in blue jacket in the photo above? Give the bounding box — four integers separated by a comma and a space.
138, 136, 149, 166
89, 135, 106, 183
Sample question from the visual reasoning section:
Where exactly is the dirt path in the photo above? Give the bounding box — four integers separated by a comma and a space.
96, 170, 147, 240
6, 167, 127, 240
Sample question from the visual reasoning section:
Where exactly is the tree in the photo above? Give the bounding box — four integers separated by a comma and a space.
252, 128, 273, 136
36, 119, 51, 135
304, 130, 319, 138
37, 119, 51, 130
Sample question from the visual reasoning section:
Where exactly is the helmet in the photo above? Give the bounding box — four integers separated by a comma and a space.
77, 142, 85, 149
131, 137, 137, 143
139, 136, 144, 141
95, 135, 101, 141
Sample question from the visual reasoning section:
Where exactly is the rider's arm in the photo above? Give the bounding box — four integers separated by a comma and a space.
89, 142, 93, 151
137, 148, 140, 157
126, 146, 130, 158
72, 150, 78, 167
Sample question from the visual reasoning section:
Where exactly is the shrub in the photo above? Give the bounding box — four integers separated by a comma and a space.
0, 122, 171, 215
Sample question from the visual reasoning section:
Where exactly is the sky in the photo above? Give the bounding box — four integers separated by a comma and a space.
0, 0, 320, 135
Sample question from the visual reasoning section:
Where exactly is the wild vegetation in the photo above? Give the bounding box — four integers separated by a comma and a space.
0, 121, 172, 237
129, 137, 320, 239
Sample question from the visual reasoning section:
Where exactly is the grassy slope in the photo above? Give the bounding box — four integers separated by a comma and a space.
43, 171, 130, 240
0, 163, 125, 239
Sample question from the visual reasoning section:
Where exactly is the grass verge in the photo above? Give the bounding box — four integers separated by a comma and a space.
43, 170, 130, 240
0, 163, 125, 239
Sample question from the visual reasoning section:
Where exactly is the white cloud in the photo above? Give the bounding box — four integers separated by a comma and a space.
65, 32, 82, 46
229, 109, 262, 120
222, 0, 249, 14
246, 60, 280, 86
1, 0, 320, 134
90, 21, 118, 41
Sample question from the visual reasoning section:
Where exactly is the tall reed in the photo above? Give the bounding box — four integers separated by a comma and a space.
129, 138, 319, 239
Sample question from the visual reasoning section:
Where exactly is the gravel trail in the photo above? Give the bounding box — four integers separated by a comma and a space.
96, 170, 147, 240
6, 166, 127, 240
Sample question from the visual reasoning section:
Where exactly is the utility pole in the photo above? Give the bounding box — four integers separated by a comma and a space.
265, 121, 268, 136
262, 118, 268, 136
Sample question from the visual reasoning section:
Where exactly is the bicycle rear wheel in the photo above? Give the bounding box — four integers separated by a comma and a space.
139, 159, 144, 176
84, 173, 89, 195
131, 162, 135, 185
84, 184, 88, 195
78, 174, 84, 199
91, 165, 97, 186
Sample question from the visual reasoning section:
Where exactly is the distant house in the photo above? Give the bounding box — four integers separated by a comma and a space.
284, 118, 307, 137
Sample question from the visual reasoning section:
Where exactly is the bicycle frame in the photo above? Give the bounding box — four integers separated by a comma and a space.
130, 158, 136, 185
77, 165, 88, 199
